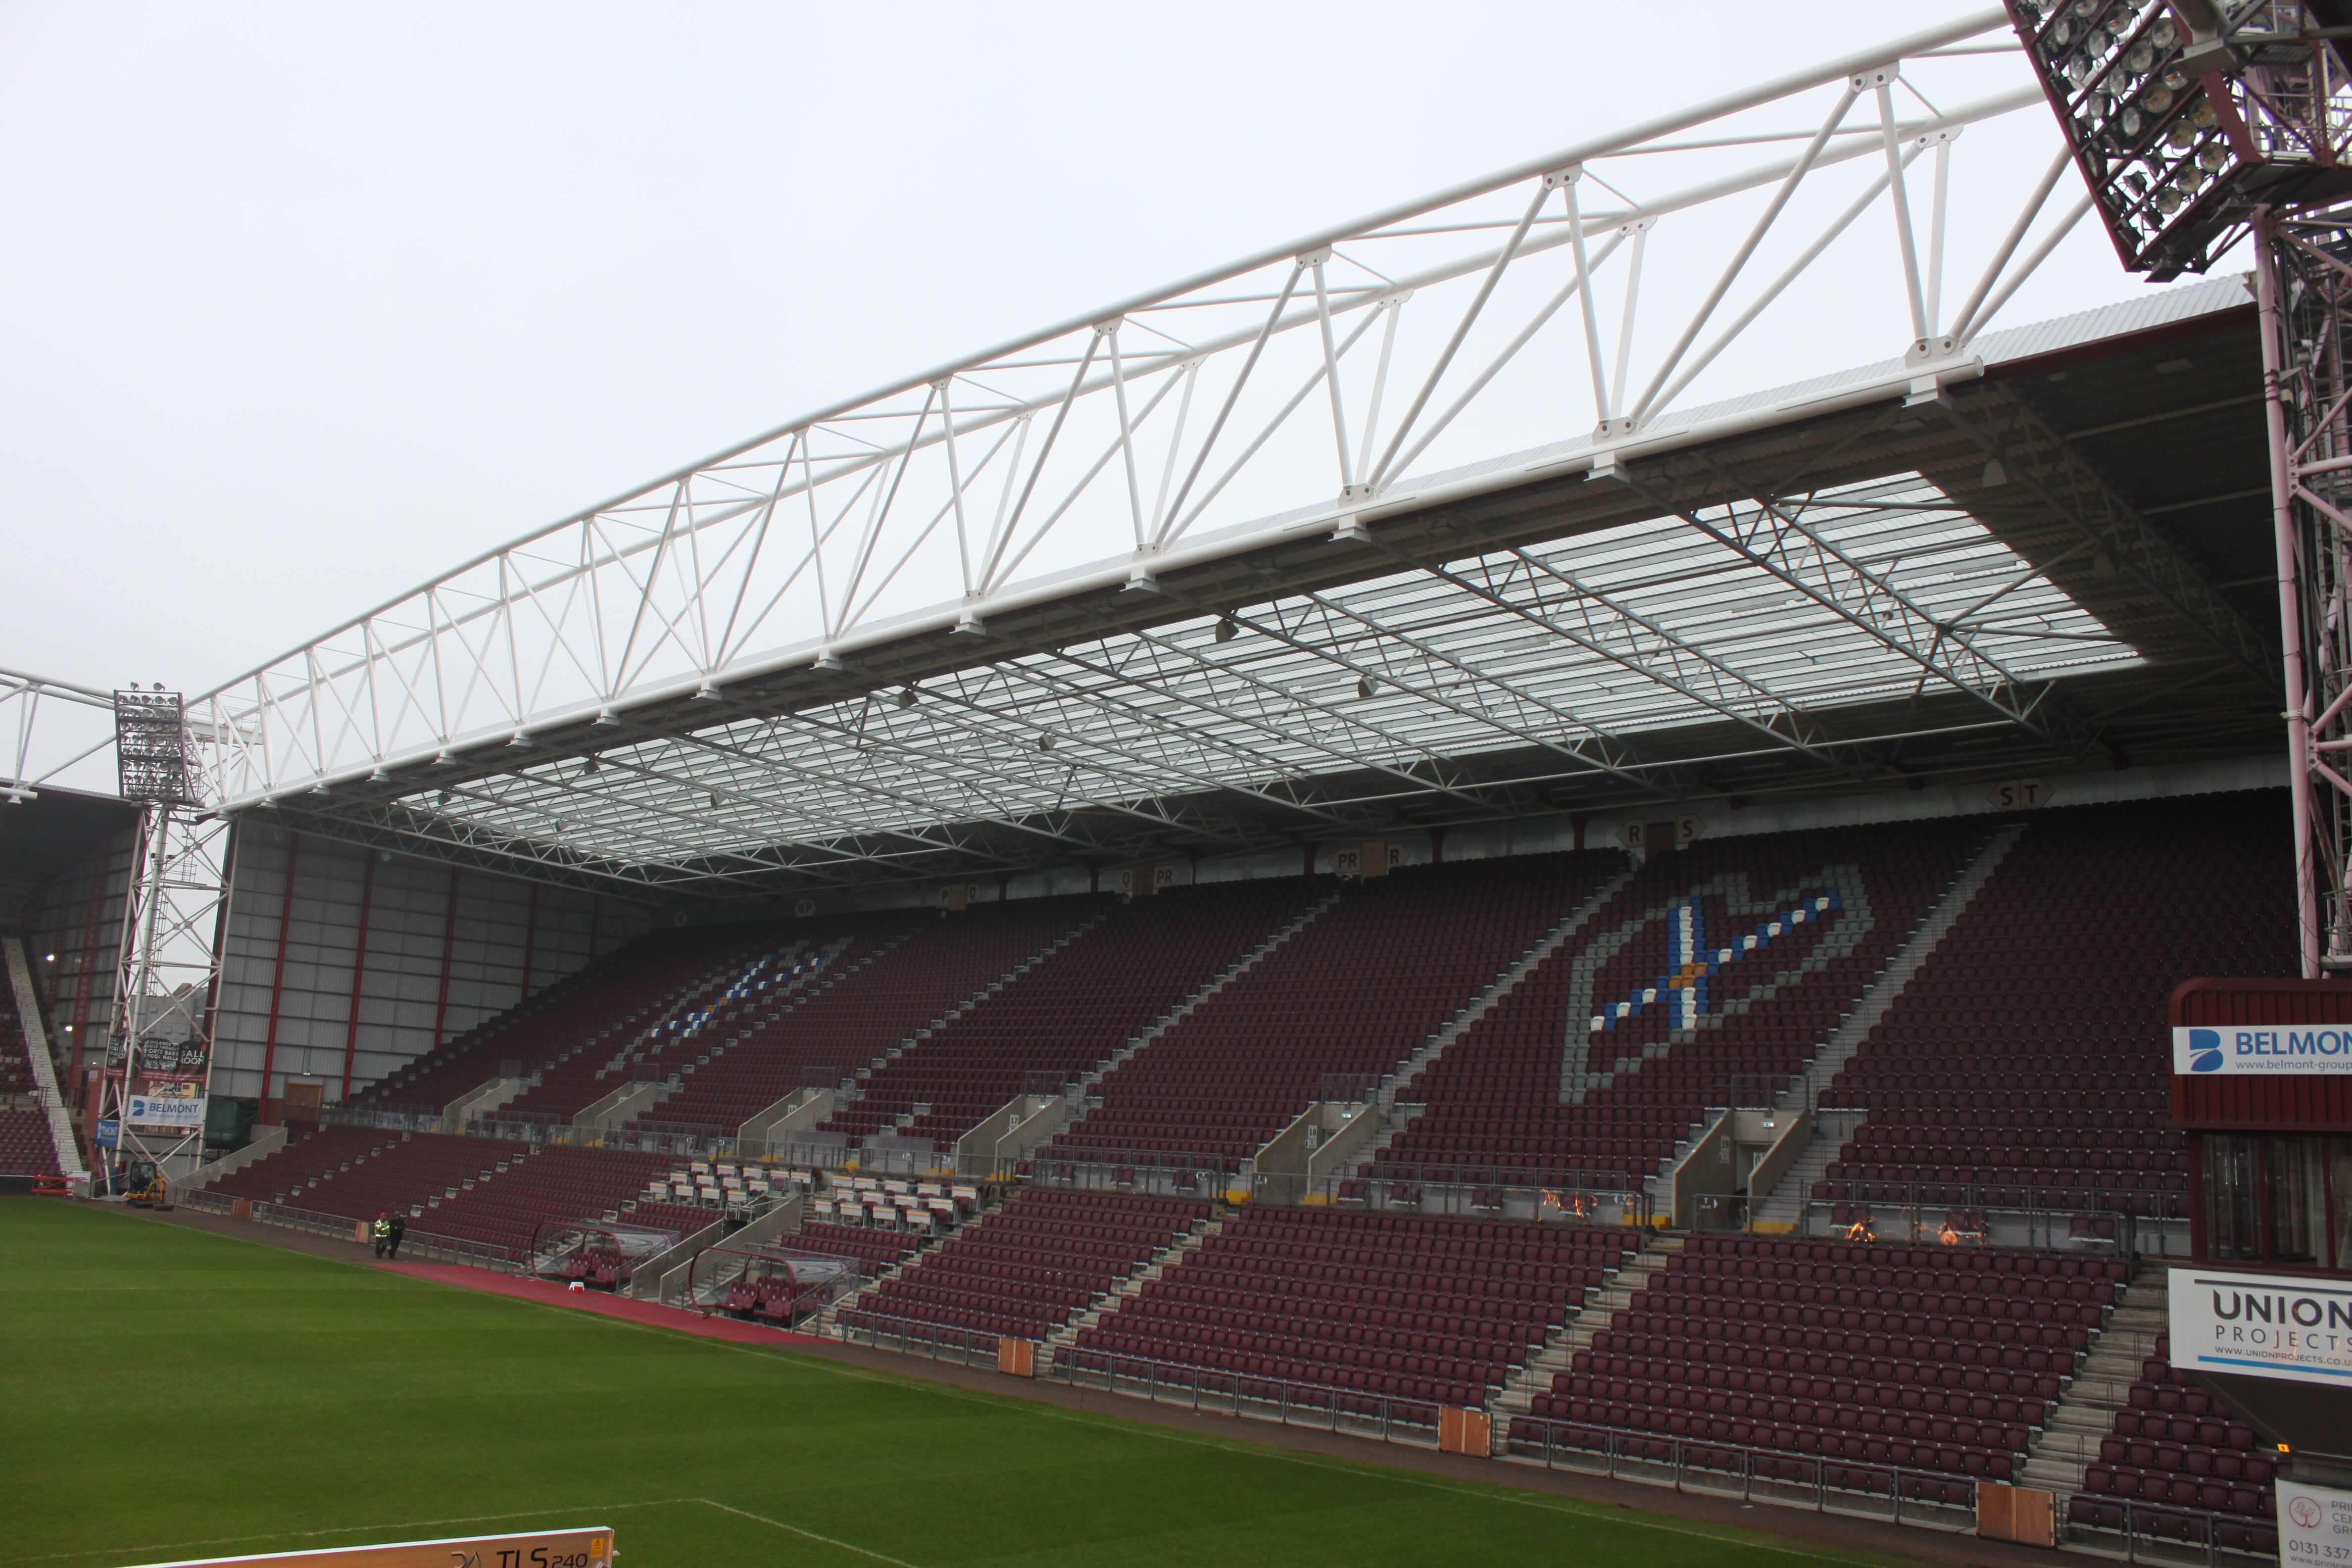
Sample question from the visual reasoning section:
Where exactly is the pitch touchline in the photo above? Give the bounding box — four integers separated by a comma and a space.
423, 1280, 1882, 1566
125, 1231, 1869, 1568
695, 1499, 922, 1568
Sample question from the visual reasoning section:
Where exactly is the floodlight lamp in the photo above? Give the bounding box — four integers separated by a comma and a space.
44, 953, 55, 962
1038, 734, 1055, 752
1356, 675, 1377, 699
1215, 618, 1237, 643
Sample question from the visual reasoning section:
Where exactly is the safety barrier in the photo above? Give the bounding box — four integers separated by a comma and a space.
1803, 1188, 2185, 1254
1504, 1413, 1978, 1530
832, 1309, 1003, 1368
1049, 1346, 1446, 1447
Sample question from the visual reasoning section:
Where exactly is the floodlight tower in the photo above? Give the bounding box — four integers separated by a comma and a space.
99, 687, 229, 1193
2006, 0, 2352, 975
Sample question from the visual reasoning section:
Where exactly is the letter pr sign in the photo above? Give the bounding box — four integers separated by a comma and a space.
2172, 1027, 2352, 1076
2168, 1269, 2352, 1387
2280, 1478, 2352, 1566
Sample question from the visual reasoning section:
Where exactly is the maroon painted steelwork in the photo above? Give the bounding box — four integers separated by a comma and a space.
430, 869, 460, 1051
338, 853, 378, 1100
255, 836, 299, 1120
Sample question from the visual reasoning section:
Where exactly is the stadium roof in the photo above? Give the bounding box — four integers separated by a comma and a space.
180, 9, 2283, 905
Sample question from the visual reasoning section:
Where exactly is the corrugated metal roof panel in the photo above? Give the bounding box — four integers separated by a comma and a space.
1978, 274, 2254, 367
1367, 277, 2258, 504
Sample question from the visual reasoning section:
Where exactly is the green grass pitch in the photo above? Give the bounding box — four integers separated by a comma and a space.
4, 1201, 1933, 1568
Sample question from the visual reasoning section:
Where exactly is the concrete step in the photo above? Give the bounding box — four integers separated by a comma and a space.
1045, 1215, 1228, 1354
1073, 893, 1342, 1100
1370, 865, 1637, 1123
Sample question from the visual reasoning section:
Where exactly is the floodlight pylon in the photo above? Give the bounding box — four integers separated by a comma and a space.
2007, 0, 2352, 974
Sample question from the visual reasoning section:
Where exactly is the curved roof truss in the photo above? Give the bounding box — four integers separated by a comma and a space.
180, 8, 2280, 901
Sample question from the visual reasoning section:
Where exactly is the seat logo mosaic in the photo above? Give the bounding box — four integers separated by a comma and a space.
1563, 865, 1870, 1102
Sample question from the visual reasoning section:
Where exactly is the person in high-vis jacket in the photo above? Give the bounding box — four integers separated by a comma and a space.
372, 1213, 392, 1259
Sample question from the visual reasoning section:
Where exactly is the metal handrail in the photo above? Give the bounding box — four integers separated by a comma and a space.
400, 1227, 519, 1272
1507, 1412, 1983, 1526
1048, 1345, 1448, 1444
833, 1308, 1003, 1363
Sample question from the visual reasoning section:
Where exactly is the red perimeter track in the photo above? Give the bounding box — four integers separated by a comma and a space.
381, 1261, 830, 1347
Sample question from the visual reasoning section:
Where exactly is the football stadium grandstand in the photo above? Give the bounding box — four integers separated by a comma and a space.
7, 7, 2352, 1567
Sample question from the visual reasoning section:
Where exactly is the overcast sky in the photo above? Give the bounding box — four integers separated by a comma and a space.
1, 2, 2197, 719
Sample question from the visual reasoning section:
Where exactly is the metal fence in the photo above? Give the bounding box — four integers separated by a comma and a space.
396, 1226, 519, 1273
1047, 1347, 1444, 1447
833, 1310, 1003, 1368
1502, 1415, 2274, 1565
249, 1200, 366, 1240
1309, 1165, 1655, 1226
1503, 1414, 1979, 1529
1018, 1150, 1234, 1193
241, 1199, 517, 1272
1807, 1187, 2186, 1254
324, 1103, 450, 1134
2060, 1496, 2279, 1567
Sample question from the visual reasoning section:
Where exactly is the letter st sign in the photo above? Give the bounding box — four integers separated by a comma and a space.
2168, 1270, 2352, 1388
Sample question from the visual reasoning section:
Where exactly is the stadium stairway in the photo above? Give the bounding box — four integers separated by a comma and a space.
2, 935, 84, 1180
804, 1210, 972, 1332
1058, 853, 1624, 1172
2018, 1262, 2170, 1493
490, 932, 810, 1124
815, 899, 1119, 1147
1625, 828, 2002, 1225
359, 929, 782, 1116
1744, 826, 2023, 1231
1037, 1211, 1232, 1375
1487, 1231, 1683, 1438
1067, 889, 1343, 1103
1803, 797, 2292, 1244
1351, 863, 1641, 1165
1362, 825, 1983, 1208
837, 1190, 1213, 1347
615, 926, 920, 1136
1501, 1232, 2131, 1506
627, 906, 1105, 1147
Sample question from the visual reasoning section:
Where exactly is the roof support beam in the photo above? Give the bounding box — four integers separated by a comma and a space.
1174, 587, 1678, 803
1376, 538, 1882, 783
1926, 385, 2275, 681
1619, 451, 2107, 759
1124, 630, 1511, 818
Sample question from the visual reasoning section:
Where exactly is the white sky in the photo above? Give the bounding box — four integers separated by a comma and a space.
0, 2, 2194, 711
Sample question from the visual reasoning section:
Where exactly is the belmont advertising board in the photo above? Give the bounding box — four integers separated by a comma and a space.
2173, 1026, 2352, 1077
124, 1094, 205, 1132
2168, 1268, 2352, 1386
